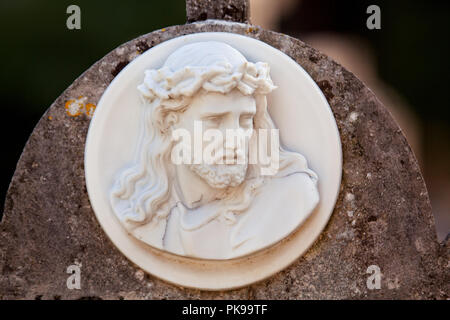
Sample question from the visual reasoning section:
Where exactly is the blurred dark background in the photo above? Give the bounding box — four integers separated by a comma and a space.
1, 0, 449, 240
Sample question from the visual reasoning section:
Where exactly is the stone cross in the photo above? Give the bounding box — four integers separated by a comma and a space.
0, 0, 447, 299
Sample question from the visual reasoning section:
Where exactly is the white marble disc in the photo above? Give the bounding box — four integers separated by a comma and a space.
85, 32, 342, 290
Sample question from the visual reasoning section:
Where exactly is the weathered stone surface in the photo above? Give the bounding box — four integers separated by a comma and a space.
186, 0, 249, 23
0, 20, 448, 299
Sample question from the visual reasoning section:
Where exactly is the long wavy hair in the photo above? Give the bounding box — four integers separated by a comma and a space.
110, 42, 317, 228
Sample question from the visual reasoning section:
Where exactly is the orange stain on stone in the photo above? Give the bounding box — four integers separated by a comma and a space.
245, 27, 257, 34
65, 99, 82, 117
85, 103, 96, 117
65, 96, 95, 117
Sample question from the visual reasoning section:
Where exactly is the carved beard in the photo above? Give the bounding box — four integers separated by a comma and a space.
188, 163, 248, 189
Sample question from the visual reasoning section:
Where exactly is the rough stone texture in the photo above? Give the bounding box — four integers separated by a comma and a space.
186, 0, 249, 23
0, 20, 448, 300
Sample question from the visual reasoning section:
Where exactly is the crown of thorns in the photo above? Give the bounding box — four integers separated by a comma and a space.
138, 61, 276, 105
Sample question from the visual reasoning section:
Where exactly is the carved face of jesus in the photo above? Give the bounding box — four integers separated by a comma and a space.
175, 89, 256, 189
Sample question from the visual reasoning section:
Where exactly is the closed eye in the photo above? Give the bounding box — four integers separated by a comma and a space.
203, 115, 224, 125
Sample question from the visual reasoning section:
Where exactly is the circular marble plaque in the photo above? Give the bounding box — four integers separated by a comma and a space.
85, 32, 342, 290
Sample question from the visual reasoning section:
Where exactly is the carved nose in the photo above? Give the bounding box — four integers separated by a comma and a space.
223, 145, 246, 164
223, 149, 237, 163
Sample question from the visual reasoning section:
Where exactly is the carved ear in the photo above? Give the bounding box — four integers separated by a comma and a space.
162, 111, 179, 134
166, 112, 178, 127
